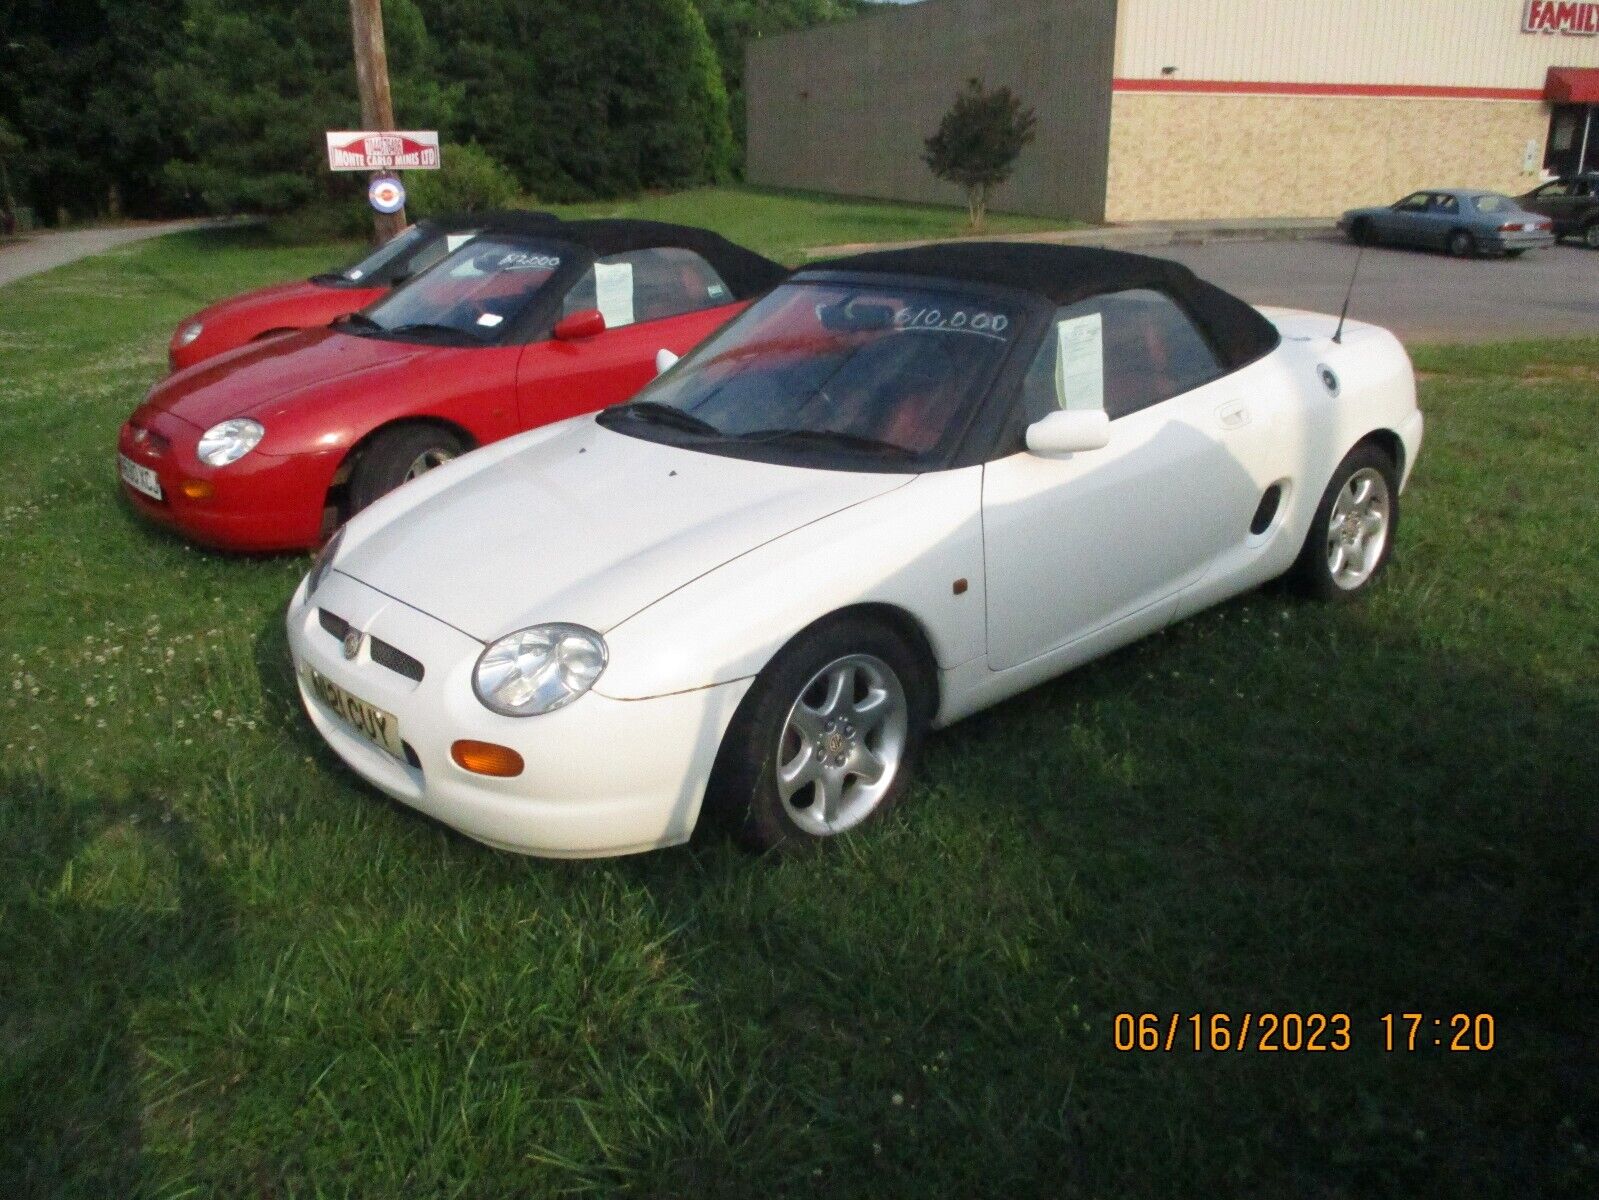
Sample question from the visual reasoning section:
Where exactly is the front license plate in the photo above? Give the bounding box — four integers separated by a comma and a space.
118, 454, 163, 500
303, 665, 407, 761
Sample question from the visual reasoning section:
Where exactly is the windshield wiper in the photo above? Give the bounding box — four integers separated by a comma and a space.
735, 427, 917, 458
382, 322, 482, 344
333, 311, 382, 332
603, 401, 723, 437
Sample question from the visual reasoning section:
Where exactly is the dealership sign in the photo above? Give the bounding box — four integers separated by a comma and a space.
325, 130, 441, 171
1523, 1, 1599, 35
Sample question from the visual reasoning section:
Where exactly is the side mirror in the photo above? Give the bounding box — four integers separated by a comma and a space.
553, 308, 606, 341
1025, 409, 1110, 456
655, 348, 680, 375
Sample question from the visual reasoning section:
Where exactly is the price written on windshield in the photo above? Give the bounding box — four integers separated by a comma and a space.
894, 306, 1010, 338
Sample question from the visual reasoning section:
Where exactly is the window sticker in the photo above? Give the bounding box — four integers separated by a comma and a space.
1054, 313, 1104, 412
594, 260, 635, 327
445, 233, 477, 253
476, 312, 504, 328
344, 268, 364, 280
707, 282, 728, 298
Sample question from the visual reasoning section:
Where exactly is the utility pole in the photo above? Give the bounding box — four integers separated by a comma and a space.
348, 0, 405, 243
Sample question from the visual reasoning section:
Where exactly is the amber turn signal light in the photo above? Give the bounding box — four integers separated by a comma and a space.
179, 480, 214, 500
450, 740, 524, 777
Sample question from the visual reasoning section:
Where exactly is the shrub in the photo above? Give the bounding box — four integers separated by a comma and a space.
402, 143, 522, 215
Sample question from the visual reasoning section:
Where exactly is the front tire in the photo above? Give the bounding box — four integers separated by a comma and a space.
1448, 229, 1477, 258
347, 424, 468, 516
1289, 444, 1400, 602
705, 615, 932, 854
1583, 220, 1599, 250
1348, 218, 1374, 247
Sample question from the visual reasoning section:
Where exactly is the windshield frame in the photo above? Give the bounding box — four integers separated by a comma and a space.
314, 221, 444, 289
596, 271, 1052, 474
340, 232, 595, 348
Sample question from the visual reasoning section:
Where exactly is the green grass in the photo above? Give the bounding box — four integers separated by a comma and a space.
543, 184, 1066, 263
0, 229, 1595, 1198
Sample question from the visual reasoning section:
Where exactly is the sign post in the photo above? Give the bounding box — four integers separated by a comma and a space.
347, 0, 406, 244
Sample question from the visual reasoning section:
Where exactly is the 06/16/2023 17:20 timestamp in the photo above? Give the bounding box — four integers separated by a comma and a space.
1112, 1013, 1497, 1053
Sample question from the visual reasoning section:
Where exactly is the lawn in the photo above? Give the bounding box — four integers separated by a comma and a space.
0, 228, 1595, 1198
545, 184, 1065, 263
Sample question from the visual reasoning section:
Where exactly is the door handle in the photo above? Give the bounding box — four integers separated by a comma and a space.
1216, 400, 1250, 429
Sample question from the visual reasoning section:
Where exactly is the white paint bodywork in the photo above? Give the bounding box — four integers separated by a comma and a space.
287, 306, 1422, 857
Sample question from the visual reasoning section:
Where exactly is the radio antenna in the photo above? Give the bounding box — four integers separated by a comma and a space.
1332, 239, 1366, 344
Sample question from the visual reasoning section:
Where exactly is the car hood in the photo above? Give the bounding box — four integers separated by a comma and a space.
337, 421, 914, 642
192, 278, 335, 324
143, 326, 432, 429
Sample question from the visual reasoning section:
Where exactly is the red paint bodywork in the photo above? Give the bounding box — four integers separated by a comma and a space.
122, 303, 745, 553
168, 279, 388, 372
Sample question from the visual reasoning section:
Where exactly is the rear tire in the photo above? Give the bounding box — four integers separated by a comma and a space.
703, 614, 932, 855
1584, 220, 1599, 250
1289, 444, 1400, 603
1447, 229, 1477, 258
347, 424, 468, 516
1504, 249, 1526, 259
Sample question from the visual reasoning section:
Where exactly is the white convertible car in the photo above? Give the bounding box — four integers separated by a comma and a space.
286, 243, 1423, 858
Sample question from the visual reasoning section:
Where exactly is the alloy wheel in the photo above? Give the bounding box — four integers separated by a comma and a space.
1325, 467, 1391, 590
775, 653, 908, 836
403, 447, 457, 481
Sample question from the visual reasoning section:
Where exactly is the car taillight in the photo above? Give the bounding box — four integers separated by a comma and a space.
1500, 222, 1525, 232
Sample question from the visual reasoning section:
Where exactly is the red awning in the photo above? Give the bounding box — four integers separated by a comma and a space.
1546, 67, 1599, 104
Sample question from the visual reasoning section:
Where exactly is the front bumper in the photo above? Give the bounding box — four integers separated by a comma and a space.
285, 570, 751, 858
117, 410, 339, 552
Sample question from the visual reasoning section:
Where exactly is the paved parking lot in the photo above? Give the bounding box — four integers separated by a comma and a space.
1156, 237, 1598, 344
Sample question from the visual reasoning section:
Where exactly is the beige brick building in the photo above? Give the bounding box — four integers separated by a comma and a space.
746, 0, 1599, 222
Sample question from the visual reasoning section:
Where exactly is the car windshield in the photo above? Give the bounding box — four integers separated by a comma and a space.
1471, 194, 1514, 214
353, 236, 567, 344
598, 280, 1021, 466
324, 224, 436, 284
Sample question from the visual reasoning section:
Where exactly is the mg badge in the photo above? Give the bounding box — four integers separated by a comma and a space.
342, 630, 363, 660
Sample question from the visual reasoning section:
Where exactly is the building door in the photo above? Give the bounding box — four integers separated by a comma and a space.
1545, 105, 1597, 177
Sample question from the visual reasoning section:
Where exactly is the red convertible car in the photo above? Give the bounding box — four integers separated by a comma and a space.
120, 218, 786, 551
167, 211, 556, 371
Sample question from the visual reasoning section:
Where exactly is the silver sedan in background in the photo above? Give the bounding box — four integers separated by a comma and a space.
1339, 189, 1555, 258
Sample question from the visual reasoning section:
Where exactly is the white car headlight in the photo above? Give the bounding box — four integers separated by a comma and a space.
473, 624, 608, 716
306, 526, 345, 597
197, 419, 264, 467
177, 321, 204, 346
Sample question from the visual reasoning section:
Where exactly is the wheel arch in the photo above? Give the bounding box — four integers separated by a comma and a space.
324, 416, 479, 527
1353, 427, 1406, 481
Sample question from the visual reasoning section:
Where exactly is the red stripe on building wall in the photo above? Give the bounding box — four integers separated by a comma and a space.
1112, 78, 1545, 102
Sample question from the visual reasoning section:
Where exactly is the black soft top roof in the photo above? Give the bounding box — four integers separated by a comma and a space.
419, 210, 559, 233
471, 216, 787, 301
806, 241, 1279, 369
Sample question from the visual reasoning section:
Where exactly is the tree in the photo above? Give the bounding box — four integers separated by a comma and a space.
0, 117, 22, 233
153, 0, 456, 215
0, 0, 189, 222
922, 78, 1037, 231
692, 0, 864, 166
420, 0, 733, 201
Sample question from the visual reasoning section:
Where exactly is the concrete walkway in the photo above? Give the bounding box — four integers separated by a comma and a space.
807, 217, 1337, 258
0, 219, 223, 288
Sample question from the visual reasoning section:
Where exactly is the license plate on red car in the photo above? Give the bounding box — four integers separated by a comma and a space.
118, 454, 163, 500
